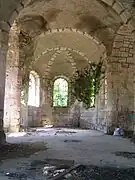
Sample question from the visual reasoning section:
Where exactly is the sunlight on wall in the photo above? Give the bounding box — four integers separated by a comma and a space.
28, 71, 40, 107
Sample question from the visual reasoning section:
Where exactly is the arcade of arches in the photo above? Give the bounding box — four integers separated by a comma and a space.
0, 0, 135, 144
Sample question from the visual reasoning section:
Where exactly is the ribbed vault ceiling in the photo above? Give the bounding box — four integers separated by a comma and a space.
17, 0, 123, 76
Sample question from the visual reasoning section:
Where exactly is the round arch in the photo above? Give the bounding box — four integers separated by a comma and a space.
45, 50, 77, 77
2, 0, 134, 33
1, 0, 135, 53
35, 47, 90, 63
0, 0, 135, 138
52, 76, 69, 107
52, 74, 70, 83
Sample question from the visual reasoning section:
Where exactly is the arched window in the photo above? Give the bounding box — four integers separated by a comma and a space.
28, 71, 40, 107
53, 78, 68, 107
100, 77, 107, 108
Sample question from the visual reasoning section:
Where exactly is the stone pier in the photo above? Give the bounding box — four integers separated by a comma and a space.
4, 22, 21, 132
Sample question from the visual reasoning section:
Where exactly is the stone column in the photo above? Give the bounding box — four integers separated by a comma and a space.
0, 46, 7, 144
106, 27, 135, 133
106, 62, 135, 133
20, 73, 29, 128
4, 22, 21, 132
0, 21, 10, 144
40, 78, 54, 126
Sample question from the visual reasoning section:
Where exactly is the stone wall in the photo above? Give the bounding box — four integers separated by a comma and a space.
69, 102, 108, 133
6, 24, 135, 133
106, 25, 135, 132
28, 106, 41, 127
1, 0, 135, 140
68, 78, 107, 133
20, 105, 71, 128
80, 108, 97, 129
20, 105, 28, 127
52, 107, 71, 127
21, 105, 41, 127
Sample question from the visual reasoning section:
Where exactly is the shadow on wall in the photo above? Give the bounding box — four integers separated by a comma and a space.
75, 15, 116, 55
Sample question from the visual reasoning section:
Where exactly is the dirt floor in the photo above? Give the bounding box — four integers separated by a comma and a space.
0, 128, 135, 179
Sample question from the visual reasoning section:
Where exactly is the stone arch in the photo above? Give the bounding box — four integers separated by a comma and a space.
0, 1, 134, 65
35, 45, 107, 77
46, 49, 77, 76
38, 28, 106, 47
2, 0, 134, 33
35, 46, 90, 63
0, 0, 135, 139
35, 46, 91, 77
37, 27, 109, 53
1, 0, 135, 51
52, 74, 70, 83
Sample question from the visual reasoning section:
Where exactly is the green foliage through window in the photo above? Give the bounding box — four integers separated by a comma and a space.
53, 78, 68, 107
71, 61, 105, 109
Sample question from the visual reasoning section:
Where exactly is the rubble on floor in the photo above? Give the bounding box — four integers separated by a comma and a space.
1, 128, 135, 179
0, 141, 47, 160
